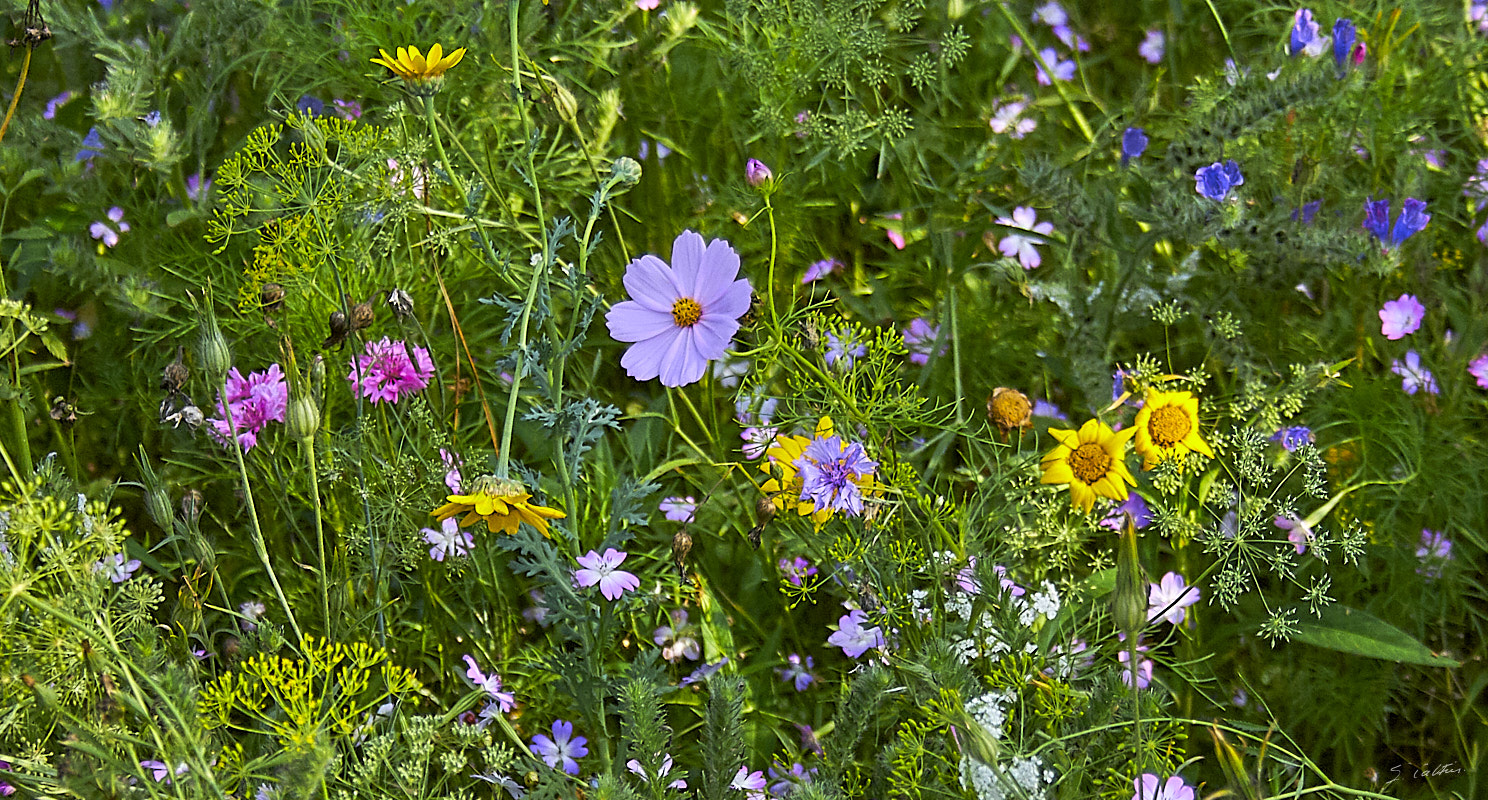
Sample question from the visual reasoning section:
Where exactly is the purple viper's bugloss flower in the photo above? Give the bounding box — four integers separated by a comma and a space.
1333, 18, 1356, 70
1363, 197, 1429, 248
1195, 160, 1243, 200
1121, 127, 1148, 166
1289, 9, 1320, 56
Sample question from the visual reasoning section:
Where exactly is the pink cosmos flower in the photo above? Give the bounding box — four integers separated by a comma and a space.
996, 207, 1055, 269
209, 364, 289, 451
1147, 571, 1201, 625
605, 230, 752, 387
347, 338, 435, 405
89, 206, 130, 248
1379, 294, 1425, 339
575, 548, 640, 601
1132, 774, 1195, 800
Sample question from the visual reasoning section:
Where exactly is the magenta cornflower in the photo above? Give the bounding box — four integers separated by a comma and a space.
827, 609, 885, 658
462, 654, 516, 712
605, 230, 752, 387
795, 435, 879, 516
1147, 572, 1201, 625
209, 364, 289, 451
1379, 294, 1425, 339
422, 518, 473, 561
531, 719, 588, 775
902, 318, 945, 365
347, 337, 435, 405
575, 548, 641, 601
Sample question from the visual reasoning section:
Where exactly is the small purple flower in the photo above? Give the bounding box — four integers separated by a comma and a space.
1032, 398, 1067, 420
1363, 197, 1430, 249
1292, 199, 1322, 223
422, 518, 473, 561
1035, 47, 1075, 85
1031, 2, 1067, 26
297, 95, 325, 117
734, 394, 778, 426
531, 720, 588, 775
44, 90, 73, 120
902, 318, 945, 365
802, 258, 841, 283
76, 127, 103, 162
1415, 529, 1453, 578
1391, 350, 1438, 395
1121, 127, 1148, 167
333, 99, 363, 120
1147, 572, 1201, 626
713, 354, 750, 388
605, 231, 753, 387
796, 436, 878, 516
462, 654, 516, 712
347, 338, 436, 405
1138, 30, 1165, 64
775, 653, 816, 691
575, 548, 641, 601
439, 448, 464, 493
1332, 19, 1356, 70
745, 159, 773, 188
996, 206, 1055, 269
827, 609, 885, 658
768, 762, 816, 797
638, 139, 672, 161
140, 760, 188, 784
1100, 493, 1152, 530
1195, 160, 1243, 201
1274, 514, 1314, 554
1270, 426, 1315, 452
989, 99, 1036, 139
779, 556, 817, 586
653, 608, 701, 662
1132, 773, 1195, 800
1289, 9, 1321, 57
741, 426, 777, 460
824, 332, 866, 369
1469, 354, 1488, 389
1379, 294, 1425, 340
1478, 217, 1488, 246
186, 172, 212, 202
523, 589, 551, 627
680, 656, 729, 686
626, 755, 686, 790
0, 759, 13, 797
993, 564, 1026, 597
89, 206, 130, 248
660, 496, 697, 522
96, 552, 142, 583
1466, 159, 1488, 211
1117, 635, 1153, 689
731, 766, 768, 798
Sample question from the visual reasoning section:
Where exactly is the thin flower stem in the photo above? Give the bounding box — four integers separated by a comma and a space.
0, 46, 31, 146
766, 197, 779, 326
304, 437, 331, 637
948, 281, 966, 427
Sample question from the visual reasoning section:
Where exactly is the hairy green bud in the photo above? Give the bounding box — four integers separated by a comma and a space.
286, 395, 321, 442
611, 157, 642, 187
1111, 515, 1149, 636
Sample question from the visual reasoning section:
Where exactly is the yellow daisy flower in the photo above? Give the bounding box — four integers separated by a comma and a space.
1040, 419, 1137, 512
371, 44, 466, 93
432, 475, 565, 537
1132, 389, 1214, 470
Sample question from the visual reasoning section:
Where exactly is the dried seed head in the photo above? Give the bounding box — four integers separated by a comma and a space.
322, 310, 350, 349
180, 488, 204, 528
987, 387, 1032, 435
755, 494, 777, 524
386, 287, 415, 319
348, 295, 375, 332
49, 397, 78, 426
260, 283, 286, 314
162, 347, 189, 394
671, 529, 693, 571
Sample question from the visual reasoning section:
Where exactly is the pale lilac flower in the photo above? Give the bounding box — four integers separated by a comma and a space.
636, 0, 660, 9
1139, 30, 1165, 63
1274, 514, 1313, 554
96, 552, 142, 583
638, 139, 672, 161
89, 206, 130, 248
996, 206, 1054, 269
989, 99, 1036, 139
741, 426, 777, 459
439, 448, 463, 493
1465, 159, 1488, 211
1474, 0, 1488, 33
575, 548, 640, 601
993, 564, 1026, 597
462, 654, 516, 712
239, 600, 265, 631
730, 766, 768, 798
1147, 572, 1201, 625
745, 159, 773, 187
1132, 773, 1195, 800
1031, 2, 1067, 26
347, 338, 435, 405
1289, 9, 1324, 57
185, 172, 212, 201
209, 364, 289, 451
1032, 399, 1067, 420
660, 496, 697, 522
1379, 294, 1425, 340
523, 589, 551, 627
768, 762, 816, 796
472, 771, 526, 798
779, 556, 817, 586
795, 435, 878, 515
627, 755, 686, 789
1391, 350, 1438, 395
531, 720, 588, 775
734, 394, 778, 426
44, 90, 74, 120
680, 656, 729, 686
1232, 688, 1248, 707
653, 609, 701, 662
775, 653, 816, 691
1035, 47, 1075, 85
824, 332, 866, 369
1100, 493, 1152, 530
1117, 635, 1153, 689
802, 258, 841, 283
1469, 354, 1488, 389
827, 609, 885, 658
333, 99, 363, 120
883, 212, 907, 250
387, 157, 426, 197
902, 318, 945, 365
140, 761, 188, 784
606, 231, 752, 387
422, 518, 473, 561
1416, 529, 1453, 578
1478, 217, 1488, 246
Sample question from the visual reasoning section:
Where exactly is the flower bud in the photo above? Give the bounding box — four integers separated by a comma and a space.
611, 156, 642, 187
144, 485, 174, 534
1111, 516, 1149, 636
745, 158, 773, 188
195, 307, 232, 379
322, 310, 349, 349
286, 394, 321, 441
542, 75, 578, 124
671, 529, 693, 573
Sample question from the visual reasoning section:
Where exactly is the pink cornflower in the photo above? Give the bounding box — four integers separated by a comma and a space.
347, 338, 435, 405
995, 207, 1055, 269
1378, 294, 1425, 339
605, 230, 752, 387
575, 548, 640, 601
209, 364, 289, 451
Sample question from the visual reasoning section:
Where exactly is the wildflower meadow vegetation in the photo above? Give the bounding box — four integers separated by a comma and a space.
2, 0, 1487, 798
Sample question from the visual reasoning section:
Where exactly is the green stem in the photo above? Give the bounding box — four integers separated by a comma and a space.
766, 197, 779, 326
305, 437, 330, 637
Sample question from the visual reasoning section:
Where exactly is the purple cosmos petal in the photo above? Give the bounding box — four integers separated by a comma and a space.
620, 331, 680, 381
705, 278, 753, 318
621, 255, 681, 312
606, 303, 677, 342
693, 238, 742, 303
670, 230, 707, 296
658, 330, 707, 387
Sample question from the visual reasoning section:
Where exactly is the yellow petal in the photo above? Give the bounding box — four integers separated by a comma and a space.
1041, 460, 1075, 485
1068, 481, 1096, 512
1047, 427, 1080, 449
815, 417, 835, 438
427, 43, 444, 66
442, 47, 466, 70
1076, 418, 1102, 442
1185, 431, 1215, 458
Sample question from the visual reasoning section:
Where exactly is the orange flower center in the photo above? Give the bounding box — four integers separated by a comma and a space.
671, 297, 702, 327
1148, 405, 1192, 448
1068, 442, 1112, 484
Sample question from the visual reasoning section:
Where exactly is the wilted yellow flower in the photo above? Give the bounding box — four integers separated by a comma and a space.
1132, 389, 1214, 470
1040, 419, 1136, 512
986, 387, 1032, 437
371, 44, 466, 94
432, 475, 565, 537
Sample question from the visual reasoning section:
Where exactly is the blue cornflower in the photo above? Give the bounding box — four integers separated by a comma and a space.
76, 127, 103, 162
1121, 127, 1148, 167
1289, 9, 1320, 56
1195, 160, 1243, 201
1270, 426, 1315, 452
1362, 197, 1430, 249
1333, 19, 1356, 70
795, 436, 878, 516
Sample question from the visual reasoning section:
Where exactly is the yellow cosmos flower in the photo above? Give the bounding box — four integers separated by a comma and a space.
371, 44, 466, 93
1040, 419, 1137, 512
1132, 389, 1214, 470
432, 475, 565, 537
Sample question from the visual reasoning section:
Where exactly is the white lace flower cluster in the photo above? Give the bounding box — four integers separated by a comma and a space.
959, 754, 1057, 800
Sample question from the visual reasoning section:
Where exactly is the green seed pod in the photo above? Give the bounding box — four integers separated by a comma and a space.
1111, 514, 1149, 636
196, 307, 232, 379
286, 395, 321, 442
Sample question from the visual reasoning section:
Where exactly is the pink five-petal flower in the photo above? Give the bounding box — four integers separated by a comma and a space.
827, 609, 885, 658
996, 206, 1055, 269
575, 548, 641, 601
605, 231, 753, 388
1470, 354, 1488, 389
462, 654, 516, 712
1146, 571, 1201, 626
1132, 774, 1195, 800
1378, 294, 1425, 340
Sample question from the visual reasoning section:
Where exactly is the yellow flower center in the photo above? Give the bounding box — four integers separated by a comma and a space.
988, 389, 1031, 430
1068, 442, 1112, 485
671, 297, 702, 327
1147, 405, 1192, 448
